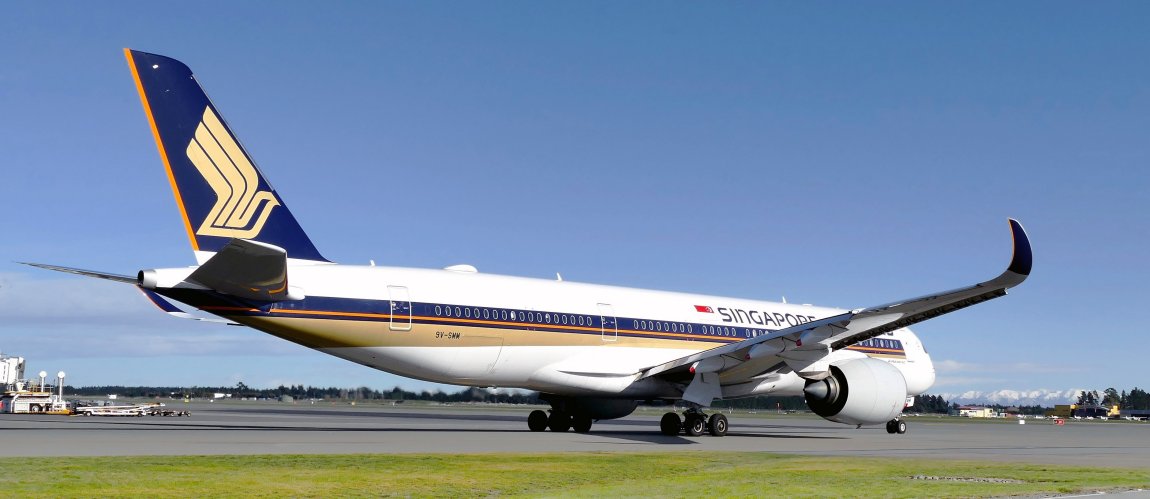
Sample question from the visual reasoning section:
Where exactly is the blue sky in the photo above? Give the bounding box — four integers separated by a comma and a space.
1, 3, 1147, 399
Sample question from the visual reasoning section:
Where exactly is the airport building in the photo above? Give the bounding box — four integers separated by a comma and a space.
0, 354, 69, 414
1044, 404, 1120, 419
955, 406, 997, 418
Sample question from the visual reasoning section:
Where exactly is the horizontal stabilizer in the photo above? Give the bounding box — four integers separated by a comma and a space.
139, 288, 241, 325
187, 238, 301, 301
19, 263, 136, 284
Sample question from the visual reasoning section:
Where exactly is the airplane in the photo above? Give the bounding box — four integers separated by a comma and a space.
25, 49, 1032, 437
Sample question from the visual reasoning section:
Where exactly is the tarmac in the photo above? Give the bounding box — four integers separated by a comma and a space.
1, 402, 1148, 469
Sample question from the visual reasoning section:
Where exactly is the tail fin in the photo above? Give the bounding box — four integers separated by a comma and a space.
124, 49, 327, 263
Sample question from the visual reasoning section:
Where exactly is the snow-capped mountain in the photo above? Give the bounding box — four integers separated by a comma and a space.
938, 389, 1087, 406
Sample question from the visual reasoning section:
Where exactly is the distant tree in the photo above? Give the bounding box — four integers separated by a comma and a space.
1076, 390, 1099, 405
1102, 388, 1121, 407
903, 394, 951, 414
1125, 387, 1150, 410
387, 387, 405, 400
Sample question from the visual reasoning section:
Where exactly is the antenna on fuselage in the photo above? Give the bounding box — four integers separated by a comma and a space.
556, 273, 563, 281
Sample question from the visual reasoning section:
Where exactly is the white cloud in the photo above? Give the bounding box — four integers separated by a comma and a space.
0, 272, 300, 359
937, 388, 1092, 405
934, 359, 981, 373
934, 358, 1083, 376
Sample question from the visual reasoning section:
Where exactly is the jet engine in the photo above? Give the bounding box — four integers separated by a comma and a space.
803, 357, 907, 426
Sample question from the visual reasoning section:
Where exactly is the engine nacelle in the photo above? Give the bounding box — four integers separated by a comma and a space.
803, 357, 907, 426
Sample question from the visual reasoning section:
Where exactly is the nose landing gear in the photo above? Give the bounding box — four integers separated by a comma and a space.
885, 418, 907, 434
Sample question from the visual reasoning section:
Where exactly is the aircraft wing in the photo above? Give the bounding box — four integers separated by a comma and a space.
638, 219, 1032, 399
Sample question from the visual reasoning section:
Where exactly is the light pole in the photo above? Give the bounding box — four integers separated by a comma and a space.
57, 371, 66, 405
38, 371, 47, 392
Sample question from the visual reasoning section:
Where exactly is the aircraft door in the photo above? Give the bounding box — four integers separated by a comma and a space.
388, 285, 412, 331
598, 303, 617, 342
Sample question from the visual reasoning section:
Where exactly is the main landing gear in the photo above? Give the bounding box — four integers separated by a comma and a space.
885, 418, 907, 434
527, 409, 594, 433
659, 408, 728, 437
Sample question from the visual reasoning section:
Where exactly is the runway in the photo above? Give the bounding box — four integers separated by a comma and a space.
2, 402, 1147, 468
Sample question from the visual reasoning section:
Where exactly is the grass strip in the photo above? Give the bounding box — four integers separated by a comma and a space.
0, 452, 1145, 497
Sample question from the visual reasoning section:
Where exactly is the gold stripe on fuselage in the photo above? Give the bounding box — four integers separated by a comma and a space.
224, 314, 724, 351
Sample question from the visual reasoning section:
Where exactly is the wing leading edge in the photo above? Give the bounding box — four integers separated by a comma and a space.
639, 219, 1032, 402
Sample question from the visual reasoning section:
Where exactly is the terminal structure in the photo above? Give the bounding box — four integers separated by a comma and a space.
0, 353, 69, 414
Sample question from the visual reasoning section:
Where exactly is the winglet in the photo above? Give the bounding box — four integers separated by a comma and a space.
1006, 218, 1032, 277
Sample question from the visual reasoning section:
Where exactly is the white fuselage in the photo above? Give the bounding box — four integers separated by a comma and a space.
175, 263, 936, 400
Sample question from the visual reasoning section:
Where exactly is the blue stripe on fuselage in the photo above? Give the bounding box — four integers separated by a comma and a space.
204, 296, 763, 344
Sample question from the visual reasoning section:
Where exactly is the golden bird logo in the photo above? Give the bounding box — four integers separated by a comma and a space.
186, 107, 279, 239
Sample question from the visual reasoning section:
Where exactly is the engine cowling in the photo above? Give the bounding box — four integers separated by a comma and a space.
803, 357, 907, 426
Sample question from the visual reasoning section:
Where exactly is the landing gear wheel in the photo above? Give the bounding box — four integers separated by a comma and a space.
660, 412, 681, 436
528, 410, 548, 432
707, 413, 728, 437
886, 419, 907, 434
547, 411, 572, 432
572, 415, 593, 433
685, 415, 706, 436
